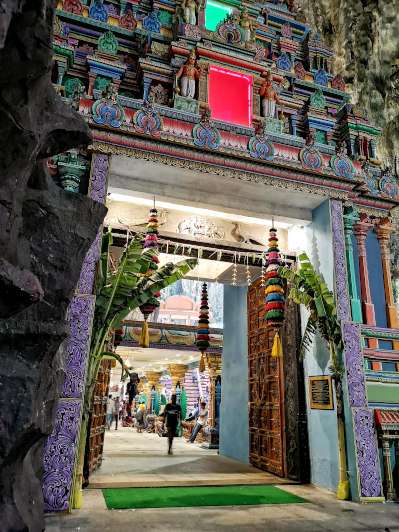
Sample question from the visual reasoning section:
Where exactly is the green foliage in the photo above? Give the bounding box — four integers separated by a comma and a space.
86, 230, 197, 406
154, 390, 160, 415
180, 388, 187, 420
278, 253, 343, 374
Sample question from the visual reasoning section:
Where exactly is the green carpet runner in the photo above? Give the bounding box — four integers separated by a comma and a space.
102, 485, 307, 509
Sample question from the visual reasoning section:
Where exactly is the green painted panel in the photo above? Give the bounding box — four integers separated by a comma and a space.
367, 383, 399, 404
205, 1, 232, 31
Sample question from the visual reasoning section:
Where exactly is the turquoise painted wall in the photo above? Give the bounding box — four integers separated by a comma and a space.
220, 285, 249, 463
297, 200, 359, 497
298, 200, 340, 491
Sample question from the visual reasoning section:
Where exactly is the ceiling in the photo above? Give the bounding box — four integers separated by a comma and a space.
109, 155, 324, 225
115, 345, 201, 376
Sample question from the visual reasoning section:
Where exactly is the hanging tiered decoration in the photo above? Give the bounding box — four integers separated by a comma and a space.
265, 226, 285, 358
139, 203, 161, 348
197, 282, 210, 372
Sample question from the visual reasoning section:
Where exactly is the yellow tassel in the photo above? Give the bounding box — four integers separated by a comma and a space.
199, 354, 205, 372
139, 321, 149, 348
271, 333, 283, 358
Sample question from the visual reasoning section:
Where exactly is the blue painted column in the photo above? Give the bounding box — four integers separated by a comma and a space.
220, 285, 249, 463
343, 206, 362, 322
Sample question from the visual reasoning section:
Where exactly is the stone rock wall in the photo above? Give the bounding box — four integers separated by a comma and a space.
301, 0, 399, 159
0, 1, 106, 530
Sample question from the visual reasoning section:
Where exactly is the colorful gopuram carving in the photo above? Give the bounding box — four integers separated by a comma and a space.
45, 0, 399, 511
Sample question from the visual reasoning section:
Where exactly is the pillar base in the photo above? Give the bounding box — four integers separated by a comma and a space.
350, 298, 362, 323
386, 306, 399, 350
201, 427, 219, 449
362, 302, 376, 327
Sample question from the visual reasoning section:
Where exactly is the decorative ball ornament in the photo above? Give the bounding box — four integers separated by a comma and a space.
114, 328, 124, 347
265, 227, 285, 328
197, 283, 210, 371
139, 203, 161, 347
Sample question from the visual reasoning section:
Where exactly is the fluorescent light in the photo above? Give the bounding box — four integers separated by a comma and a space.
107, 193, 290, 229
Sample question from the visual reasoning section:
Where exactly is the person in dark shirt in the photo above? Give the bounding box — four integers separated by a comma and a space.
126, 372, 140, 409
164, 394, 181, 455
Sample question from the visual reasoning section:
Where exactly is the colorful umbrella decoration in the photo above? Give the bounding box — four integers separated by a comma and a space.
197, 282, 210, 371
265, 227, 285, 357
139, 205, 161, 348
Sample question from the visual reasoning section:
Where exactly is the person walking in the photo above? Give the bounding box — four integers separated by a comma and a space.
135, 404, 147, 432
188, 401, 208, 443
127, 372, 140, 410
112, 396, 120, 430
164, 394, 181, 455
106, 394, 114, 430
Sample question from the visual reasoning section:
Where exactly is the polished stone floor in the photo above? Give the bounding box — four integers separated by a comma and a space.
45, 428, 399, 531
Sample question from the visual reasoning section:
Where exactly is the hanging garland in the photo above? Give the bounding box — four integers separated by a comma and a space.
265, 227, 285, 357
139, 204, 161, 348
197, 282, 210, 371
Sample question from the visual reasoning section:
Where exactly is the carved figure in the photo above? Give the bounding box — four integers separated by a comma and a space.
182, 0, 201, 25
149, 83, 168, 105
71, 83, 85, 110
177, 216, 224, 239
260, 71, 281, 119
240, 7, 255, 42
101, 83, 118, 103
230, 222, 263, 246
176, 50, 204, 99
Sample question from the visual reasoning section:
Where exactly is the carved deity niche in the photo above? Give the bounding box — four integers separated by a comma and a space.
197, 62, 208, 103
252, 77, 263, 119
149, 83, 168, 105
197, 0, 206, 28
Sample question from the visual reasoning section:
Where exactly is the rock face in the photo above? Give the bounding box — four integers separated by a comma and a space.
0, 1, 107, 530
301, 0, 399, 159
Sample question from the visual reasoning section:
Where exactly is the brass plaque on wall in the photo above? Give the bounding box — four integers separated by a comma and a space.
309, 376, 333, 410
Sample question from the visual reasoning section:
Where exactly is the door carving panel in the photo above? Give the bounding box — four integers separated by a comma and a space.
248, 277, 285, 477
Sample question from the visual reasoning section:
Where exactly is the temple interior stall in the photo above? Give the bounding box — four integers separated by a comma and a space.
42, 0, 399, 514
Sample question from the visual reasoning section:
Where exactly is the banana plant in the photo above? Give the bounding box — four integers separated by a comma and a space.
278, 252, 349, 501
86, 231, 197, 400
73, 230, 197, 506
279, 252, 343, 375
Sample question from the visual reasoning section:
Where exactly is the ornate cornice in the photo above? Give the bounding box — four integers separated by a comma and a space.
88, 138, 349, 200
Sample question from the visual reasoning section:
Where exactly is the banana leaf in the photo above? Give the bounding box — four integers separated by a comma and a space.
278, 252, 344, 367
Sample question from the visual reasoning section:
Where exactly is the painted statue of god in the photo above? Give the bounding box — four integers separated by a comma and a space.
260, 71, 281, 119
176, 50, 204, 99
182, 0, 201, 25
240, 7, 255, 42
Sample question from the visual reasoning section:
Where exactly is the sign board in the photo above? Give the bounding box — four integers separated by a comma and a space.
309, 376, 333, 410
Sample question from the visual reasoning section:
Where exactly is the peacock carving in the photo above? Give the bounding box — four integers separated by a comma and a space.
230, 222, 263, 246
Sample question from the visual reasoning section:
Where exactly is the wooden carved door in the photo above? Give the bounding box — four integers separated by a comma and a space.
248, 277, 285, 477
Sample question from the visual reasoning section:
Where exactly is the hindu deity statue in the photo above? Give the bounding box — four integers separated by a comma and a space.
240, 7, 255, 42
259, 71, 281, 119
176, 50, 204, 99
182, 0, 201, 25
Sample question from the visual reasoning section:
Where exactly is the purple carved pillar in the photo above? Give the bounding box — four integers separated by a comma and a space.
330, 200, 383, 501
42, 153, 111, 511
